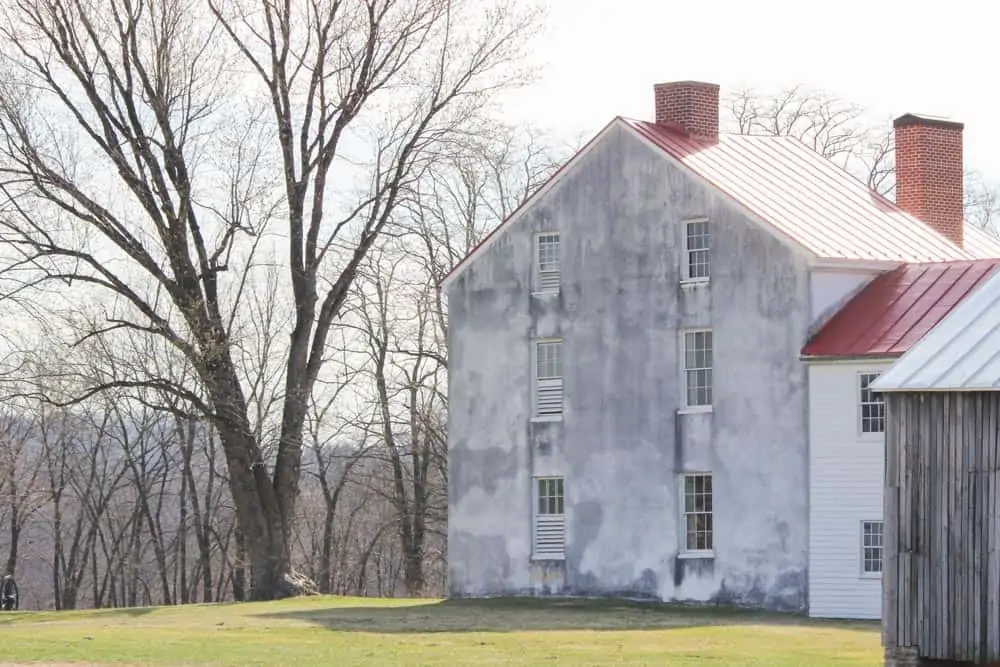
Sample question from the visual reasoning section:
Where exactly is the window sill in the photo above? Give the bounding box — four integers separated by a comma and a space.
531, 554, 565, 562
680, 279, 710, 290
530, 415, 563, 424
531, 290, 560, 298
678, 405, 713, 415
677, 551, 714, 560
859, 572, 882, 580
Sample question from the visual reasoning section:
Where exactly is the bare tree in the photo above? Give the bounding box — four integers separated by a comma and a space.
0, 0, 541, 599
0, 408, 45, 576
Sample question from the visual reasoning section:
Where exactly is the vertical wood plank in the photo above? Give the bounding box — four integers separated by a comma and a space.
930, 390, 943, 659
951, 392, 962, 659
884, 393, 900, 649
917, 391, 929, 654
901, 394, 913, 648
983, 393, 1000, 661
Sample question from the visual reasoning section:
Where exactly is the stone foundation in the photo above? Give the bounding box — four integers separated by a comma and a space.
885, 645, 1000, 666
884, 647, 920, 667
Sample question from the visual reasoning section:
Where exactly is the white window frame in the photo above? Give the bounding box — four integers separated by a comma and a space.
681, 217, 711, 284
532, 476, 566, 560
532, 338, 563, 421
860, 519, 883, 578
678, 472, 714, 559
858, 371, 886, 437
534, 232, 561, 294
679, 329, 713, 413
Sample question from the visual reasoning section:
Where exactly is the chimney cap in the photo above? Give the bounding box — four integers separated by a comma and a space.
653, 80, 720, 90
893, 113, 964, 132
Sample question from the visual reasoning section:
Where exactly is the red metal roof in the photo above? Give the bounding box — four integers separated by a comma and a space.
801, 260, 1000, 358
622, 119, 1000, 263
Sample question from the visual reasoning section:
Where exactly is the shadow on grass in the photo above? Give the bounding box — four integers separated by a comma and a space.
260, 597, 880, 634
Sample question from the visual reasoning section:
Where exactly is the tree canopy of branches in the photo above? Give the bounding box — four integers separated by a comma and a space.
0, 0, 541, 600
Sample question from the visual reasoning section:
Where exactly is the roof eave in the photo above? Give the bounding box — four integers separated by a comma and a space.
808, 257, 903, 272
799, 353, 901, 364
872, 385, 1000, 393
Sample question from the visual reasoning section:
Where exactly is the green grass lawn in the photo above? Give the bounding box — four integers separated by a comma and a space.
0, 595, 881, 666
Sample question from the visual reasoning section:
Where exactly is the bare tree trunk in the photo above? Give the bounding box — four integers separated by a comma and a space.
178, 444, 189, 605
232, 524, 246, 603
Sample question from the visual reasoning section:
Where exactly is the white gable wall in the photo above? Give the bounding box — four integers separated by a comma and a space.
808, 359, 892, 619
808, 269, 878, 329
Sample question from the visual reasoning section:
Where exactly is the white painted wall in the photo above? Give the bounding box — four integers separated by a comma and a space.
808, 270, 877, 328
807, 360, 892, 619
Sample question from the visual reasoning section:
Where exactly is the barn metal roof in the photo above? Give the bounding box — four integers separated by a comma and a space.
871, 265, 1000, 392
802, 260, 1000, 359
622, 119, 1000, 263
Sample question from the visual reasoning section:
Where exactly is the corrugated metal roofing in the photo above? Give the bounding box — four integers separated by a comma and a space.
963, 224, 1000, 258
622, 118, 999, 263
801, 260, 1000, 359
871, 266, 1000, 392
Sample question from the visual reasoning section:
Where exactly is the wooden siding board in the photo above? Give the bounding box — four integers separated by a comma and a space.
884, 392, 900, 646
809, 363, 887, 620
911, 394, 933, 653
983, 401, 1000, 655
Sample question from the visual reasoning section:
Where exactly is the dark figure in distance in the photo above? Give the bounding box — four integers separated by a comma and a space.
1, 575, 18, 611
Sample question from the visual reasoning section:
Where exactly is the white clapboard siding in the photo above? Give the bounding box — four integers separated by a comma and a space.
533, 514, 565, 559
807, 361, 890, 620
538, 269, 560, 293
535, 378, 563, 416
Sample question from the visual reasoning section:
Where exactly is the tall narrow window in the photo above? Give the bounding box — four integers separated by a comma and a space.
534, 340, 563, 417
859, 372, 885, 434
681, 473, 713, 554
536, 233, 560, 293
684, 219, 711, 281
861, 520, 883, 575
682, 330, 713, 407
533, 477, 565, 559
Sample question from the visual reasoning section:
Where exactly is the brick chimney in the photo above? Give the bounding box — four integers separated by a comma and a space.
893, 113, 965, 248
653, 81, 720, 140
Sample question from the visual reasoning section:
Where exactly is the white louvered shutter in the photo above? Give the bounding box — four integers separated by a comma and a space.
533, 477, 565, 559
534, 341, 563, 417
533, 514, 566, 558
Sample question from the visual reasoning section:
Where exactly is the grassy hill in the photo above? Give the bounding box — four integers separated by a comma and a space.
0, 596, 880, 665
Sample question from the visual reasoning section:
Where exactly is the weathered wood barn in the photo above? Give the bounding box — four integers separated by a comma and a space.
873, 268, 1000, 666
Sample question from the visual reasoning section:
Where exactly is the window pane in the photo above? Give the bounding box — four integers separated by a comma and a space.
860, 373, 886, 433
686, 369, 712, 407
682, 474, 713, 552
685, 220, 711, 279
862, 521, 883, 574
537, 477, 565, 516
537, 341, 562, 379
538, 234, 560, 273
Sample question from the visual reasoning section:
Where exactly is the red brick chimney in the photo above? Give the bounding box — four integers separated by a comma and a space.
653, 81, 720, 140
893, 113, 965, 248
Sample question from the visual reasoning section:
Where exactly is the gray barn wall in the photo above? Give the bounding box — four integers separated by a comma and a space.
883, 391, 1000, 664
447, 123, 812, 610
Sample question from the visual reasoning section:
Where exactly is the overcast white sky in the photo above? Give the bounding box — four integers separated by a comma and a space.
504, 0, 1000, 177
